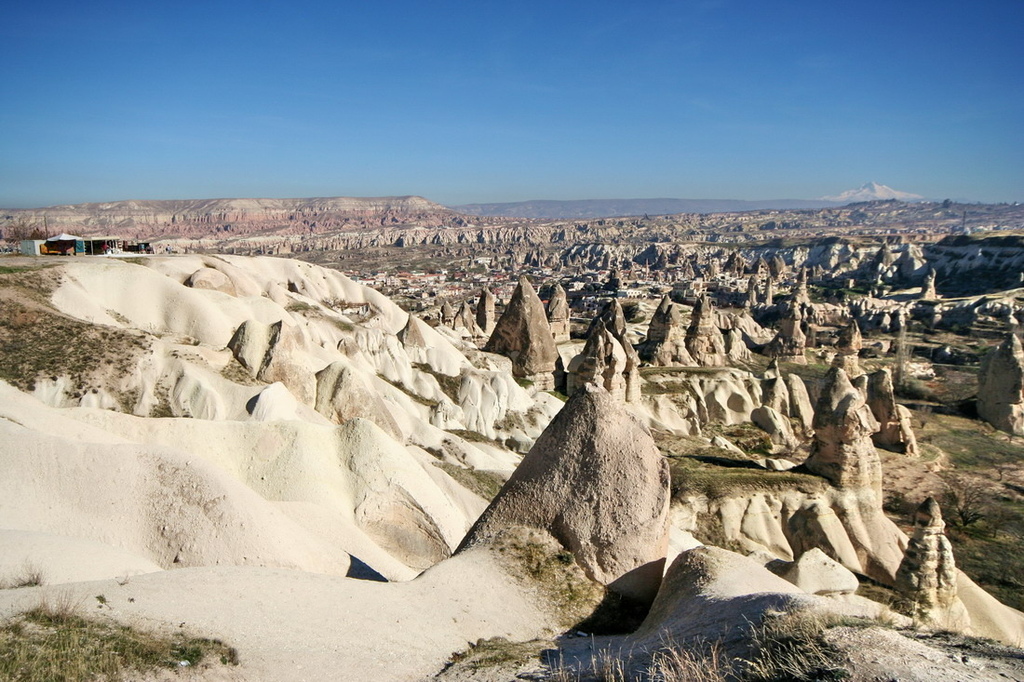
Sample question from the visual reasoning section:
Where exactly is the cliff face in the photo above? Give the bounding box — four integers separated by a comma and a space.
1, 196, 470, 240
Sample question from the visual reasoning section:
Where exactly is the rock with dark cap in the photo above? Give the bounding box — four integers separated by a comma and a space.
546, 283, 571, 344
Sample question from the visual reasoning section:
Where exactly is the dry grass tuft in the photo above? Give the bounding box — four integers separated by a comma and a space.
0, 594, 238, 681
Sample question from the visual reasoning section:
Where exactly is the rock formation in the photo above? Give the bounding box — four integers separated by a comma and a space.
684, 295, 727, 366
920, 267, 938, 300
314, 361, 403, 440
866, 369, 919, 455
458, 384, 671, 603
639, 295, 693, 366
751, 405, 799, 451
452, 301, 484, 338
566, 320, 642, 403
764, 305, 807, 364
775, 547, 859, 595
585, 299, 641, 401
831, 320, 863, 377
792, 267, 811, 306
785, 373, 815, 436
476, 288, 497, 335
484, 276, 558, 390
227, 319, 315, 404
977, 332, 1024, 436
546, 283, 571, 344
895, 498, 964, 626
804, 367, 882, 494
440, 301, 455, 327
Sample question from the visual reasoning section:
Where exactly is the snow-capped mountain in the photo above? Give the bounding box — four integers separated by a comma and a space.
821, 182, 925, 203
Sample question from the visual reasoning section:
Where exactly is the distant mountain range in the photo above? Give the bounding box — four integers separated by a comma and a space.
819, 182, 925, 203
453, 182, 927, 219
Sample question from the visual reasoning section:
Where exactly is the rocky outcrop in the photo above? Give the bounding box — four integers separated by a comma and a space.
458, 384, 671, 603
452, 302, 484, 338
895, 498, 965, 626
484, 276, 558, 390
866, 369, 919, 455
476, 288, 497, 335
684, 296, 727, 366
785, 373, 815, 436
566, 320, 642, 403
227, 319, 315, 404
751, 405, 799, 451
977, 333, 1024, 436
314, 361, 403, 440
920, 267, 938, 300
639, 295, 693, 366
831, 320, 863, 377
775, 547, 859, 596
764, 305, 807, 364
585, 300, 641, 402
546, 284, 571, 344
804, 367, 882, 494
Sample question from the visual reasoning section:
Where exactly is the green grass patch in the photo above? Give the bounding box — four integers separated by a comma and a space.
655, 429, 825, 501
947, 522, 1024, 611
0, 294, 149, 397
917, 412, 1024, 469
414, 362, 463, 403
441, 637, 548, 675
0, 598, 238, 681
433, 462, 506, 501
489, 527, 604, 629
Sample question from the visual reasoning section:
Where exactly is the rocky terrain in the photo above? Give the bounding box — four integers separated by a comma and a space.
2, 231, 1024, 680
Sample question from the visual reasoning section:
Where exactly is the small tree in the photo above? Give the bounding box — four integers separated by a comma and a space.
942, 474, 987, 528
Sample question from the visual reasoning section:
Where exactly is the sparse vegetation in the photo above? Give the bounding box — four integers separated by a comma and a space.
0, 595, 238, 681
433, 461, 506, 500
0, 274, 150, 399
490, 527, 604, 629
0, 563, 45, 589
742, 612, 850, 682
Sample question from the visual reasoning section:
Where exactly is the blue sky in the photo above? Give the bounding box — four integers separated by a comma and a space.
1, 0, 1022, 207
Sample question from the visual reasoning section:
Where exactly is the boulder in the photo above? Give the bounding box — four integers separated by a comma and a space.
227, 319, 315, 404
458, 384, 670, 603
314, 360, 403, 440
751, 405, 799, 451
185, 267, 237, 296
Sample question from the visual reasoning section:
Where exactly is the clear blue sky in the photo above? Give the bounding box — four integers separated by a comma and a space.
2, 0, 1022, 207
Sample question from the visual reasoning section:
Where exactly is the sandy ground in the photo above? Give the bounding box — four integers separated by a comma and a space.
0, 550, 556, 682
